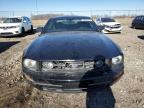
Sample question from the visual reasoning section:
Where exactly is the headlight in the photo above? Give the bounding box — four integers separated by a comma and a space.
42, 62, 54, 71
105, 25, 110, 28
15, 25, 20, 28
23, 59, 37, 71
112, 55, 123, 65
95, 60, 104, 68
9, 25, 20, 28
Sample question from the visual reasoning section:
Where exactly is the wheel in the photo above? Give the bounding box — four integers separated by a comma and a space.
30, 25, 34, 33
118, 32, 121, 34
21, 27, 25, 36
131, 24, 135, 29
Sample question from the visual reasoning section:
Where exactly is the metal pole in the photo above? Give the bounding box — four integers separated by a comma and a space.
36, 0, 38, 15
91, 10, 93, 17
12, 11, 14, 16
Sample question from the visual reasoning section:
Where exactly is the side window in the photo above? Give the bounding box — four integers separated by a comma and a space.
23, 17, 27, 22
138, 17, 141, 20
96, 18, 100, 22
142, 17, 144, 21
135, 17, 139, 20
26, 17, 30, 22
42, 19, 54, 33
140, 16, 144, 21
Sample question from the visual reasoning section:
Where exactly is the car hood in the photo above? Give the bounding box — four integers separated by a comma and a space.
23, 31, 122, 61
0, 23, 21, 27
102, 22, 120, 26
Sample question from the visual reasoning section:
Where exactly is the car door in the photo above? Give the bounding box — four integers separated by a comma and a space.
23, 17, 29, 31
26, 17, 32, 30
140, 16, 144, 28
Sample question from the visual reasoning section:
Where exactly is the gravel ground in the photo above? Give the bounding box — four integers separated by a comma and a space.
0, 21, 144, 108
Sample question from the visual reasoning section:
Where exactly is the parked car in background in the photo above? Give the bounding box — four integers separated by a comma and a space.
131, 15, 144, 29
22, 16, 124, 92
95, 17, 122, 33
0, 16, 33, 36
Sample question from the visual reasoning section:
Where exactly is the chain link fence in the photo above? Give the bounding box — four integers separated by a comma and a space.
0, 10, 144, 25
0, 10, 144, 17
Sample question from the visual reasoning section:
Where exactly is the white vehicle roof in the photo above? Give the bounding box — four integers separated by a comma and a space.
7, 16, 29, 18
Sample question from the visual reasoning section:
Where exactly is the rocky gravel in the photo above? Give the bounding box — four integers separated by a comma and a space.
0, 20, 144, 108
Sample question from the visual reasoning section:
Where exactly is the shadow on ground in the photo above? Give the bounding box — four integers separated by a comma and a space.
0, 41, 20, 53
138, 35, 144, 40
86, 87, 115, 108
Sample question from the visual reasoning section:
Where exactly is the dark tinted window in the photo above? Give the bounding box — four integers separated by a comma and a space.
135, 16, 144, 21
140, 16, 144, 20
3, 18, 22, 23
23, 17, 28, 22
101, 18, 115, 22
96, 18, 100, 22
42, 18, 99, 33
26, 17, 30, 22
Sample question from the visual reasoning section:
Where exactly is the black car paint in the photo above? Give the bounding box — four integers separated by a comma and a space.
23, 31, 122, 61
132, 16, 144, 29
22, 16, 124, 92
23, 65, 124, 92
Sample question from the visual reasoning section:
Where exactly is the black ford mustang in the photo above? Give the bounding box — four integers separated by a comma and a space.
22, 16, 124, 92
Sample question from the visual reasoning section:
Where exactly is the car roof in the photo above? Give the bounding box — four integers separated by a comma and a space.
136, 15, 144, 17
100, 17, 114, 19
50, 16, 91, 20
7, 16, 29, 18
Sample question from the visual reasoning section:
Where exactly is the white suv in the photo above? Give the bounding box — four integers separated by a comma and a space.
95, 17, 122, 33
0, 16, 33, 36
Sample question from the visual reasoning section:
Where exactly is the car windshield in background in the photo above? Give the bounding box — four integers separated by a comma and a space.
3, 18, 22, 23
43, 18, 98, 33
101, 18, 115, 22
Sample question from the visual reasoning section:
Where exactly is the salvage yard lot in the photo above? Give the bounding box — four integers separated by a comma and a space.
0, 18, 144, 108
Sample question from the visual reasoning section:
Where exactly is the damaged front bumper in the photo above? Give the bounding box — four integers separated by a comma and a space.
22, 64, 124, 93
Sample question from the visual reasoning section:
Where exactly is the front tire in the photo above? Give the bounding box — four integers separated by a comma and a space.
30, 25, 34, 33
21, 27, 25, 36
131, 24, 135, 29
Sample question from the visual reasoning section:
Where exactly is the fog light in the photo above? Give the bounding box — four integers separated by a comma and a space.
42, 62, 54, 71
15, 31, 19, 33
95, 60, 104, 68
47, 62, 54, 69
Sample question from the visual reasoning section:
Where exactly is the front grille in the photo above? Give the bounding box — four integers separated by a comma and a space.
42, 61, 95, 71
0, 32, 13, 35
110, 24, 121, 28
0, 26, 16, 29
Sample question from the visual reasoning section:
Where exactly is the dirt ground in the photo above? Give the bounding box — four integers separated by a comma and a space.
0, 18, 144, 108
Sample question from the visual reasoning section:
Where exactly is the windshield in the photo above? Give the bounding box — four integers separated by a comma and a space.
3, 18, 22, 23
101, 18, 115, 22
42, 18, 99, 33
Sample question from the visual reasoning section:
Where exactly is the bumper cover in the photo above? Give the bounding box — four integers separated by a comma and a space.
103, 27, 122, 33
0, 28, 21, 36
22, 65, 124, 93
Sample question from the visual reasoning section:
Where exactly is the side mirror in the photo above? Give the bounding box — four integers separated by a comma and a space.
36, 26, 43, 33
97, 25, 105, 32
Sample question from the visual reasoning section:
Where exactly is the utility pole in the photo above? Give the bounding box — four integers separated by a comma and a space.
36, 0, 38, 15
